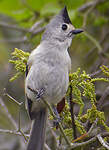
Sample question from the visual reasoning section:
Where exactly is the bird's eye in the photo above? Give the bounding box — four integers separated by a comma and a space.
62, 24, 68, 31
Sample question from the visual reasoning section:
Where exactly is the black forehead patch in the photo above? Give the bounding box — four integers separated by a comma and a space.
59, 6, 72, 24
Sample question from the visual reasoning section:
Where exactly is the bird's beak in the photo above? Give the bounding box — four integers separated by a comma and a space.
68, 24, 83, 37
72, 29, 83, 34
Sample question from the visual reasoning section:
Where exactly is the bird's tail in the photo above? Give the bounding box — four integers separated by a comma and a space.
27, 108, 47, 150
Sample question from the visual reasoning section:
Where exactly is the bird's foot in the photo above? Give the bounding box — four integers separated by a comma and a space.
52, 106, 61, 129
53, 117, 61, 129
27, 86, 45, 100
36, 88, 45, 99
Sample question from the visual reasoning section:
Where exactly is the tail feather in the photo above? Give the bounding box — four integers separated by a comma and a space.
27, 108, 47, 150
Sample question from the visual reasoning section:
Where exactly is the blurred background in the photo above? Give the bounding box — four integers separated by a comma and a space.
0, 0, 109, 149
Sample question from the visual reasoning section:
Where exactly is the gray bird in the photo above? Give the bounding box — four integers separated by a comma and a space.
25, 6, 83, 150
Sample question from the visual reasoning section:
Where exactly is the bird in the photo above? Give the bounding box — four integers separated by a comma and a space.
25, 6, 83, 150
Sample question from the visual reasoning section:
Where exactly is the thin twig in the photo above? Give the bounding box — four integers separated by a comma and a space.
69, 85, 77, 139
0, 20, 45, 44
29, 19, 44, 32
0, 38, 28, 43
90, 44, 109, 73
0, 26, 45, 44
0, 97, 17, 129
0, 128, 29, 137
97, 134, 109, 150
0, 94, 27, 148
82, 1, 97, 28
48, 122, 58, 147
85, 31, 109, 59
41, 98, 71, 147
19, 129, 28, 142
87, 118, 98, 136
18, 107, 21, 130
0, 128, 51, 150
97, 86, 109, 111
83, 31, 102, 53
78, 0, 106, 12
0, 26, 45, 43
0, 22, 29, 32
45, 143, 52, 150
69, 132, 109, 149
78, 1, 95, 12
3, 90, 28, 142
3, 89, 23, 106
31, 27, 45, 36
0, 20, 44, 34
17, 104, 28, 142
90, 69, 102, 78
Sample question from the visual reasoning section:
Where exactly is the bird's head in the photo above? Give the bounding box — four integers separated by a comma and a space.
42, 6, 83, 47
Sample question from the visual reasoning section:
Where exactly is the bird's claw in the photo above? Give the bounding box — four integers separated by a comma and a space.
27, 86, 45, 100
53, 117, 61, 128
52, 105, 61, 129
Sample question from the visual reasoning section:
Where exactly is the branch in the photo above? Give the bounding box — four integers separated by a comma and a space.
45, 143, 52, 150
83, 31, 102, 54
97, 86, 109, 111
0, 97, 17, 129
69, 85, 77, 139
3, 89, 23, 106
0, 27, 45, 43
82, 0, 97, 27
87, 119, 98, 136
69, 132, 109, 149
41, 98, 71, 147
97, 134, 109, 150
47, 122, 58, 147
90, 69, 102, 78
0, 19, 45, 44
78, 0, 107, 12
0, 128, 29, 137
1, 129, 109, 150
0, 37, 28, 43
30, 26, 45, 38
0, 22, 29, 32
78, 1, 95, 12
29, 19, 44, 32
85, 31, 109, 59
0, 19, 44, 34
0, 128, 51, 150
89, 65, 109, 78
3, 90, 28, 141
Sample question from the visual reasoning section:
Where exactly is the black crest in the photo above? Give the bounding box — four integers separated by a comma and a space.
59, 6, 72, 24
